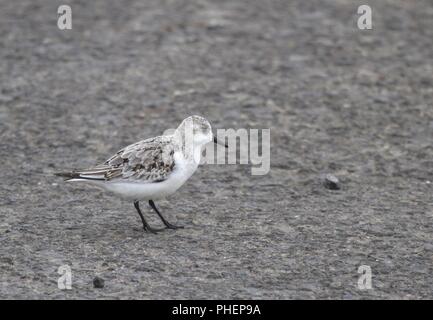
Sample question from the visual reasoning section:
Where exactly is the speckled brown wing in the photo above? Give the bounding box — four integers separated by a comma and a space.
104, 136, 176, 182
65, 136, 176, 183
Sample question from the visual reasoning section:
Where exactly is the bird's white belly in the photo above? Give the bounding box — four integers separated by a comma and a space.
97, 151, 198, 200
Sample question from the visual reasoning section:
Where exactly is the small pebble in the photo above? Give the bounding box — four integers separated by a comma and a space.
322, 174, 340, 190
93, 276, 105, 288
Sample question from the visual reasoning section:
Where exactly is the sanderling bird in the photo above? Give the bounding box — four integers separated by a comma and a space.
55, 115, 228, 233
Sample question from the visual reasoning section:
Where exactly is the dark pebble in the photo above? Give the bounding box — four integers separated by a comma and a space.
322, 174, 340, 190
93, 276, 105, 288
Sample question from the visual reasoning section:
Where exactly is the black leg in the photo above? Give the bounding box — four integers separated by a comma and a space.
133, 201, 164, 233
149, 200, 184, 229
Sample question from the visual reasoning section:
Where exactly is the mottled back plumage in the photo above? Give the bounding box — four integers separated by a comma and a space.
57, 135, 176, 183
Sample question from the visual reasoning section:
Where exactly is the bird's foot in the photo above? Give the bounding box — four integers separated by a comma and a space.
164, 223, 184, 230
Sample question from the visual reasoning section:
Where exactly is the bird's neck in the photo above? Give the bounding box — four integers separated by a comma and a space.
173, 131, 203, 165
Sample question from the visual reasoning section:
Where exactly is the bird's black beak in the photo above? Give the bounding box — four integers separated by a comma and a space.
213, 136, 228, 148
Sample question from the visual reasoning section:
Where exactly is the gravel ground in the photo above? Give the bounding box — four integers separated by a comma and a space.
1, 0, 433, 299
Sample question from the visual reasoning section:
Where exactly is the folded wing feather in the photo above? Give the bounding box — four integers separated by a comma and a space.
58, 136, 176, 183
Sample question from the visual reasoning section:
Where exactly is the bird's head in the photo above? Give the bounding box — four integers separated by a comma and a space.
175, 115, 227, 149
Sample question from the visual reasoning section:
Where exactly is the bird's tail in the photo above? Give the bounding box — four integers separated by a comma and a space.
54, 171, 82, 181
54, 164, 113, 181
54, 169, 108, 181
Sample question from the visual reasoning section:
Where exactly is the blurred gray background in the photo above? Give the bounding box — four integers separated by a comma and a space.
0, 0, 432, 299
